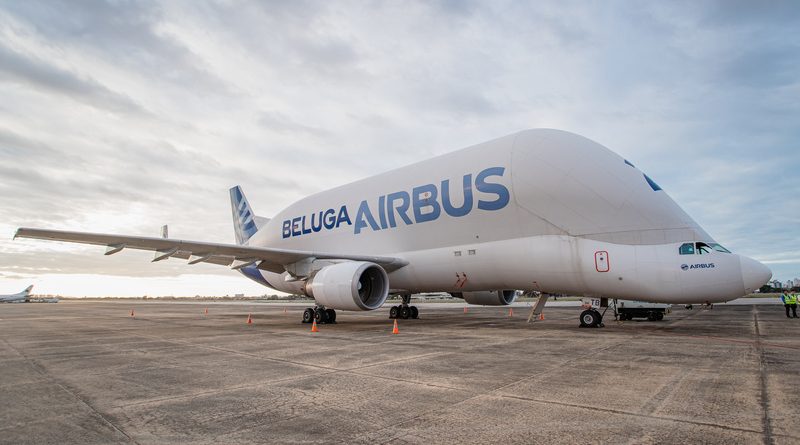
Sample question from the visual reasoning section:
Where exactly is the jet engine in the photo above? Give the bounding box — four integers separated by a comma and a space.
305, 261, 389, 311
451, 290, 517, 306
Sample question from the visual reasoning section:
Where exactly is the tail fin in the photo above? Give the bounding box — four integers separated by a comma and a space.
18, 285, 33, 296
229, 186, 261, 245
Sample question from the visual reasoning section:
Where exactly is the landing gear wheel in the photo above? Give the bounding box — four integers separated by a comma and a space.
326, 309, 337, 324
655, 312, 664, 321
410, 306, 419, 319
647, 312, 658, 321
315, 309, 328, 324
389, 306, 399, 319
579, 309, 602, 328
400, 305, 411, 319
302, 308, 314, 324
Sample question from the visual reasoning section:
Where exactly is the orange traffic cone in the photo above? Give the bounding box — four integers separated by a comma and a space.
392, 319, 399, 334
130, 308, 135, 318
464, 306, 468, 314
539, 312, 545, 321
311, 319, 319, 332
246, 313, 253, 325
508, 308, 514, 317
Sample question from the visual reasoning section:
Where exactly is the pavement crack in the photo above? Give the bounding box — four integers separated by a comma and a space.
2, 339, 140, 445
499, 393, 763, 435
753, 306, 774, 445
637, 367, 691, 416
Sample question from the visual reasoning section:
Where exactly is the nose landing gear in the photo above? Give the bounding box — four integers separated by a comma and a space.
579, 309, 604, 328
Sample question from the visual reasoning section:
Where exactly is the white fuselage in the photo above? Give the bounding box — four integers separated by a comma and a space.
244, 130, 770, 304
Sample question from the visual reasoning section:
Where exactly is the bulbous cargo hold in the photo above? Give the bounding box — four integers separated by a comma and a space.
248, 128, 769, 308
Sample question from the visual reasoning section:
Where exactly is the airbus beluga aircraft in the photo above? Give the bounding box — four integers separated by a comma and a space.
15, 129, 771, 327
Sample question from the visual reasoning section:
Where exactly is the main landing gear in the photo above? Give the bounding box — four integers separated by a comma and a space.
389, 294, 419, 320
579, 309, 604, 328
302, 306, 336, 324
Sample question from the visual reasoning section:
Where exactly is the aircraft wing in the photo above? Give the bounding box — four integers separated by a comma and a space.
13, 228, 408, 274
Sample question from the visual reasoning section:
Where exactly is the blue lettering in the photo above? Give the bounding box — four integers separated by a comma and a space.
387, 191, 413, 227
336, 205, 351, 228
475, 167, 510, 211
441, 174, 473, 217
378, 195, 388, 229
323, 208, 336, 229
282, 220, 291, 238
291, 217, 301, 237
412, 184, 441, 223
280, 166, 508, 238
311, 211, 322, 232
354, 200, 380, 234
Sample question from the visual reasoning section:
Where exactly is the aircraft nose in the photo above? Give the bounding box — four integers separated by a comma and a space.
739, 255, 772, 294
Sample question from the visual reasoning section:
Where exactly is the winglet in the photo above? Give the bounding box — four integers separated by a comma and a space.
230, 186, 259, 245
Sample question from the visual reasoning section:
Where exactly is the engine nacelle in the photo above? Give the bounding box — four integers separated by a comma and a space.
305, 261, 389, 311
451, 290, 517, 306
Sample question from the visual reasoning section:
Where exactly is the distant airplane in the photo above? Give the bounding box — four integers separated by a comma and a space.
0, 285, 33, 303
15, 129, 771, 327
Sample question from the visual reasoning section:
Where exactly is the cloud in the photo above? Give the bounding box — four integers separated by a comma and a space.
0, 0, 797, 296
0, 44, 148, 114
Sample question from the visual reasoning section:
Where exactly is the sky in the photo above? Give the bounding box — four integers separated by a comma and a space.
0, 0, 798, 297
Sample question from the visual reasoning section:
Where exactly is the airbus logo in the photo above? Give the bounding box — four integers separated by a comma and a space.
282, 167, 510, 238
681, 263, 715, 271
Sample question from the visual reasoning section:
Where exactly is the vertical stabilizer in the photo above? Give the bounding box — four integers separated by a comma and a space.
230, 186, 259, 245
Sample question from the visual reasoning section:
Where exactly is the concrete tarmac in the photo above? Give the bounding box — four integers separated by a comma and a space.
1, 301, 799, 444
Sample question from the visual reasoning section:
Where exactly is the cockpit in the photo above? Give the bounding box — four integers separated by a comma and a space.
679, 242, 731, 255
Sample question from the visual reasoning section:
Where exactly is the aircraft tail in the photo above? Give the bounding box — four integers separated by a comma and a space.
229, 186, 269, 245
19, 285, 33, 296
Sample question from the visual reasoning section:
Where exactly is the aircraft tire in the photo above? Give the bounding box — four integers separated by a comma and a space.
410, 306, 419, 319
400, 305, 411, 319
315, 309, 328, 324
302, 308, 314, 324
579, 309, 600, 328
389, 306, 399, 319
326, 309, 337, 323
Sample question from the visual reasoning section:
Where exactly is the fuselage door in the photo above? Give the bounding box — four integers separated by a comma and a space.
595, 251, 610, 272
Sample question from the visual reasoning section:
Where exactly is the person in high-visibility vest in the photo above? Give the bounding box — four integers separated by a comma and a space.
782, 290, 798, 318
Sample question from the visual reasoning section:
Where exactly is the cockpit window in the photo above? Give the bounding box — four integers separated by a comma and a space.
679, 242, 732, 255
710, 243, 731, 253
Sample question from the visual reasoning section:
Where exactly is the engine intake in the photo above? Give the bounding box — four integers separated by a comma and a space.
306, 261, 389, 311
452, 290, 517, 306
